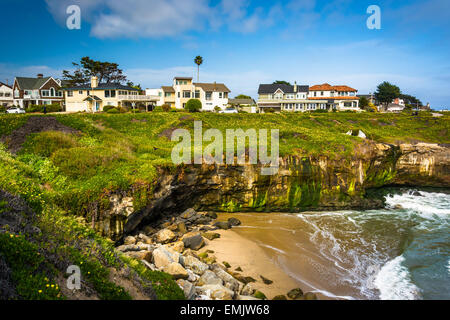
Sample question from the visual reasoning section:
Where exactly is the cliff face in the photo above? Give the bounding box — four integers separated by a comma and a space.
96, 142, 450, 240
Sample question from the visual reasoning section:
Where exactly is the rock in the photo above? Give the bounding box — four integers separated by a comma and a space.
123, 236, 137, 245
143, 226, 157, 235
168, 241, 184, 253
167, 224, 178, 232
206, 212, 218, 219
272, 295, 287, 300
412, 191, 422, 197
202, 232, 221, 241
138, 233, 153, 244
182, 232, 205, 251
186, 269, 199, 282
177, 222, 187, 234
228, 217, 241, 226
161, 221, 171, 228
260, 275, 273, 285
303, 292, 318, 300
155, 229, 176, 244
222, 261, 231, 268
177, 279, 196, 300
117, 244, 140, 252
180, 208, 196, 220
235, 267, 242, 272
213, 221, 231, 230
141, 260, 157, 271
235, 275, 256, 285
197, 284, 234, 300
197, 270, 223, 286
287, 288, 304, 300
166, 262, 189, 280
152, 246, 177, 269
195, 216, 212, 225
124, 251, 152, 262
254, 291, 267, 300
393, 204, 403, 210
240, 283, 256, 296
212, 266, 241, 293
181, 255, 209, 275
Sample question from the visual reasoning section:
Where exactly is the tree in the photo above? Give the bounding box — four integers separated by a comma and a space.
375, 81, 401, 110
400, 94, 423, 107
194, 56, 203, 83
273, 81, 291, 86
62, 57, 127, 87
186, 99, 202, 112
235, 94, 252, 100
359, 97, 370, 110
127, 81, 142, 91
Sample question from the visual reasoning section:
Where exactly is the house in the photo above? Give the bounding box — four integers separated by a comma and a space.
257, 82, 310, 113
64, 76, 159, 113
147, 77, 231, 111
386, 103, 405, 113
0, 82, 13, 108
308, 84, 360, 111
357, 94, 378, 105
228, 98, 257, 113
13, 74, 64, 109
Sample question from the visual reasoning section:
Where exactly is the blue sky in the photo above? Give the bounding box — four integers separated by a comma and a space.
0, 0, 449, 109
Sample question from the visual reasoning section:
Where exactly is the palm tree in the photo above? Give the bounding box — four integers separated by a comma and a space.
194, 56, 203, 82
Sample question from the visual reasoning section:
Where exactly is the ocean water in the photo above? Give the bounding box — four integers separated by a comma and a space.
229, 189, 450, 300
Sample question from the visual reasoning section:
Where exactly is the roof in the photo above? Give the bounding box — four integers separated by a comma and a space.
194, 82, 231, 93
0, 82, 12, 89
83, 95, 102, 101
15, 76, 53, 90
309, 83, 357, 92
174, 77, 193, 80
308, 96, 359, 100
161, 86, 175, 93
64, 83, 140, 91
229, 98, 256, 105
258, 84, 309, 94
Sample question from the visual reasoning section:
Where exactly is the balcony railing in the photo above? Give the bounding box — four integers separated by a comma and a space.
24, 94, 41, 99
118, 95, 159, 101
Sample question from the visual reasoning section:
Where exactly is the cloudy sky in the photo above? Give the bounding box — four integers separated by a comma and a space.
0, 0, 449, 109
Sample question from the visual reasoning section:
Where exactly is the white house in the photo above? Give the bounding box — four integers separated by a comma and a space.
149, 77, 231, 111
0, 82, 13, 108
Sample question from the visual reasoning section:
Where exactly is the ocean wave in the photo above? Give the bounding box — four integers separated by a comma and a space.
374, 255, 422, 300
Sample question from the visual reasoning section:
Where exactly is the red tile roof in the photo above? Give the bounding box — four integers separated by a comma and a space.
309, 84, 357, 92
308, 96, 359, 100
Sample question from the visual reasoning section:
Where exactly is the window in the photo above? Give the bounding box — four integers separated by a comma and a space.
206, 92, 212, 101
42, 90, 50, 97
67, 91, 73, 97
165, 92, 172, 97
219, 92, 223, 99
0, 93, 3, 97
321, 91, 324, 96
344, 102, 352, 107
178, 92, 181, 98
195, 90, 200, 98
14, 89, 20, 98
5, 93, 10, 97
183, 91, 191, 98
50, 88, 55, 97
314, 92, 317, 97
25, 90, 32, 95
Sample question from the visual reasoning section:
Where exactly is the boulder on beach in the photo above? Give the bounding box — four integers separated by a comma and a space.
228, 217, 241, 226
213, 221, 231, 230
260, 275, 273, 285
182, 232, 205, 251
241, 283, 256, 296
155, 228, 176, 244
197, 270, 223, 286
272, 295, 287, 300
287, 288, 304, 299
152, 246, 178, 269
123, 235, 137, 245
202, 232, 221, 241
180, 208, 196, 220
197, 284, 234, 300
181, 255, 209, 275
165, 262, 189, 280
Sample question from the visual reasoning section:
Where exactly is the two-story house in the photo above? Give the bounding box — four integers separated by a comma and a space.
64, 76, 159, 112
257, 82, 310, 113
13, 74, 64, 109
0, 82, 13, 108
148, 77, 231, 111
308, 84, 360, 111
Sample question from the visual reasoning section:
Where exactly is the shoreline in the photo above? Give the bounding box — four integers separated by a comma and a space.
202, 218, 331, 300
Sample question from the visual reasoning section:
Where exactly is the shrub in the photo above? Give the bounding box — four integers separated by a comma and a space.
312, 109, 328, 113
20, 131, 79, 157
106, 108, 120, 114
153, 106, 163, 112
26, 103, 62, 113
214, 106, 222, 113
0, 105, 6, 113
161, 104, 171, 112
264, 108, 275, 113
186, 99, 202, 112
103, 105, 116, 112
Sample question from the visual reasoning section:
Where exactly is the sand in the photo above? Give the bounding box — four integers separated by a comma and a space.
203, 228, 305, 299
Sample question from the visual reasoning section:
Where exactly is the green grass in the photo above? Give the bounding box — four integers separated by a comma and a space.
0, 111, 448, 300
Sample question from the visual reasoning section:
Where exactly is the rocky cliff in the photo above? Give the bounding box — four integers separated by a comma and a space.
96, 142, 450, 240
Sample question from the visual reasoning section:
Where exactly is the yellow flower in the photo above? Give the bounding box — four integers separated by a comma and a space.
51, 284, 54, 288
46, 284, 49, 287
38, 290, 42, 294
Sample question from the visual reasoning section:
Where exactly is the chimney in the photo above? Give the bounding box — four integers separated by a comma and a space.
294, 81, 298, 93
37, 74, 43, 79
91, 76, 98, 89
